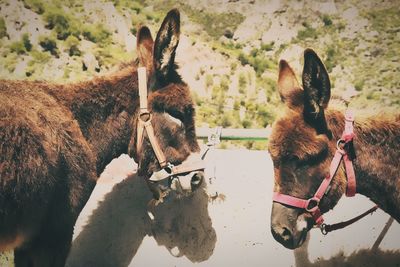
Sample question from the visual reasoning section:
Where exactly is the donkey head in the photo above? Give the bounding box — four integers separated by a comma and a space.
128, 9, 203, 199
269, 49, 346, 249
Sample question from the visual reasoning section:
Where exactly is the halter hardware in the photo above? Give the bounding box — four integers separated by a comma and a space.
273, 110, 378, 234
135, 66, 205, 192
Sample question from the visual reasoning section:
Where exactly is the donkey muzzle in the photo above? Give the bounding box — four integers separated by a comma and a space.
170, 171, 204, 193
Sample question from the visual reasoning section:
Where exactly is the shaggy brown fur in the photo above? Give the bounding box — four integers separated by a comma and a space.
0, 9, 200, 266
269, 49, 400, 249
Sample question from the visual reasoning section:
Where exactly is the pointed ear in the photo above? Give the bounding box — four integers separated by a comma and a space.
137, 26, 154, 70
278, 60, 303, 111
302, 49, 331, 136
153, 8, 180, 80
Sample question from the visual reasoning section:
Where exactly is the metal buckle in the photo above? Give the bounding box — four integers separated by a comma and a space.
139, 112, 152, 122
164, 162, 174, 174
320, 223, 328, 235
336, 139, 346, 153
207, 126, 221, 146
305, 197, 320, 212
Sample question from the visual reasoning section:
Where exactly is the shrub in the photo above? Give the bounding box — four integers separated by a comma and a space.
354, 80, 364, 91
205, 74, 213, 88
261, 41, 274, 51
238, 52, 249, 65
82, 24, 111, 45
65, 35, 81, 56
3, 53, 18, 72
242, 118, 252, 128
23, 0, 45, 14
189, 11, 244, 39
256, 105, 274, 127
238, 50, 273, 76
220, 112, 233, 128
325, 45, 338, 72
9, 40, 26, 54
238, 72, 247, 94
39, 35, 58, 56
322, 14, 333, 26
22, 33, 32, 52
230, 62, 237, 72
297, 26, 318, 40
31, 50, 51, 64
0, 17, 7, 39
220, 75, 230, 92
44, 8, 80, 40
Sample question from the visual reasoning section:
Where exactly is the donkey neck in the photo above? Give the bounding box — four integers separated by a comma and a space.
49, 66, 140, 175
326, 109, 400, 221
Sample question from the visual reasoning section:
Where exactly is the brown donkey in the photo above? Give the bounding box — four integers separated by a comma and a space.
269, 49, 400, 249
0, 9, 203, 266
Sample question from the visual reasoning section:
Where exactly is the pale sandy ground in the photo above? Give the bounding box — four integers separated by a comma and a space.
66, 149, 400, 267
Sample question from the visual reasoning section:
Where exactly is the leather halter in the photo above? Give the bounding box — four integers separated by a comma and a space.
273, 110, 357, 226
135, 67, 205, 186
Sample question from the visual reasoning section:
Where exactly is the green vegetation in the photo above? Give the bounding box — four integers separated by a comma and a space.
9, 40, 27, 54
39, 35, 58, 56
238, 48, 276, 76
22, 33, 32, 52
153, 1, 244, 40
238, 72, 247, 94
23, 0, 45, 14
9, 34, 32, 54
2, 53, 19, 73
297, 22, 318, 40
364, 8, 400, 31
43, 7, 81, 40
0, 251, 13, 267
322, 14, 333, 26
0, 17, 7, 39
25, 50, 52, 77
188, 11, 244, 39
64, 35, 80, 56
82, 24, 111, 45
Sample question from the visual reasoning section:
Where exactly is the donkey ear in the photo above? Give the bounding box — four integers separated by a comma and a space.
302, 49, 331, 136
137, 26, 154, 70
153, 9, 180, 80
278, 60, 303, 111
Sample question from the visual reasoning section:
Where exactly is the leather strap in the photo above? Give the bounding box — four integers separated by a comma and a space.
149, 160, 206, 182
272, 109, 359, 226
343, 110, 356, 197
135, 66, 205, 181
136, 67, 167, 168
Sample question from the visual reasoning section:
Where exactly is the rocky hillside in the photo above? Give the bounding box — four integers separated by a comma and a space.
0, 0, 399, 148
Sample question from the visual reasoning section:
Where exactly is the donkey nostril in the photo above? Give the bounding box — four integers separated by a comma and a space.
191, 172, 204, 191
281, 227, 292, 241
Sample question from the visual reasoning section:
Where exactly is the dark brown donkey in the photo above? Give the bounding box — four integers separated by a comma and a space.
269, 49, 400, 249
0, 9, 203, 266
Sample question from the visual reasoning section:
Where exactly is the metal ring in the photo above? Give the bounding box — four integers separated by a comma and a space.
305, 197, 320, 212
336, 139, 346, 152
139, 112, 152, 122
320, 223, 328, 235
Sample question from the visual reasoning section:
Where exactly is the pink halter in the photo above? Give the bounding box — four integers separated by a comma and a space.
273, 110, 356, 225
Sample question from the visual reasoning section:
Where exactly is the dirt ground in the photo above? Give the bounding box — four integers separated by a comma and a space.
66, 148, 400, 267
